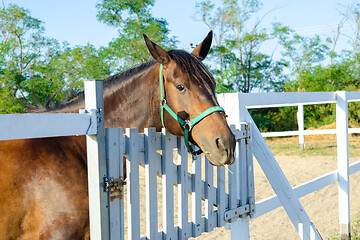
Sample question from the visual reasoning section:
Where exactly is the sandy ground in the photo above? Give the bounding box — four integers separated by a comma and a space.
123, 154, 360, 239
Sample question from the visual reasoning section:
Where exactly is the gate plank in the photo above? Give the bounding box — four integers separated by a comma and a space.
145, 128, 161, 239
126, 128, 140, 240
162, 130, 176, 239
205, 157, 216, 232
106, 128, 125, 240
177, 137, 190, 239
192, 154, 202, 237
217, 166, 226, 227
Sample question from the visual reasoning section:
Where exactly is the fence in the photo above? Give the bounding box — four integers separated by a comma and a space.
105, 125, 254, 239
244, 92, 360, 150
218, 91, 360, 239
1, 81, 360, 240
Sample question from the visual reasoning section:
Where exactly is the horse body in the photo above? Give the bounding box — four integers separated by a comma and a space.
0, 137, 89, 240
0, 32, 236, 239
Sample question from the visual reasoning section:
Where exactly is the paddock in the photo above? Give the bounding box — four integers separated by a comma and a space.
1, 80, 360, 239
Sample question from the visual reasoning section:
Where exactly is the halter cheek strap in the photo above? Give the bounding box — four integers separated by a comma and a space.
159, 64, 225, 156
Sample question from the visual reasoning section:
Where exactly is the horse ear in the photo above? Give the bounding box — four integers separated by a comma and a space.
191, 30, 213, 60
143, 34, 170, 65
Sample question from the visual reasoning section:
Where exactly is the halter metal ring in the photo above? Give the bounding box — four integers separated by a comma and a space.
161, 99, 167, 106
184, 120, 192, 131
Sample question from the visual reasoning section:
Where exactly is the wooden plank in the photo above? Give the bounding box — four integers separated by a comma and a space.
84, 80, 109, 240
0, 112, 92, 141
192, 153, 202, 237
217, 166, 226, 227
238, 125, 248, 208
336, 91, 351, 240
228, 125, 238, 213
177, 137, 190, 239
161, 129, 176, 239
349, 160, 360, 175
246, 124, 255, 216
126, 128, 140, 240
297, 104, 305, 150
237, 92, 336, 108
145, 128, 161, 240
346, 91, 360, 102
106, 128, 125, 240
205, 157, 216, 232
248, 110, 322, 240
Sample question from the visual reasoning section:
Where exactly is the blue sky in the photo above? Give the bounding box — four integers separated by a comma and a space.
6, 0, 356, 53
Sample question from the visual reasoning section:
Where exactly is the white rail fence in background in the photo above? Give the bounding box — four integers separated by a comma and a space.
243, 91, 360, 150
1, 82, 360, 240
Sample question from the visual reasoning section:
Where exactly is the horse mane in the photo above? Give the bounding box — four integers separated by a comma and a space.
40, 49, 215, 112
41, 60, 157, 112
168, 49, 216, 91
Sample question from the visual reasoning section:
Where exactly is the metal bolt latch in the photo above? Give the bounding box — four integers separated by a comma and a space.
104, 177, 126, 199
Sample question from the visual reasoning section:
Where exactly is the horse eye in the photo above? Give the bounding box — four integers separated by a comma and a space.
176, 84, 185, 92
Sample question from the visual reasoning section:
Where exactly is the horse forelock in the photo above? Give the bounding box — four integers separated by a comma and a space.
168, 50, 216, 93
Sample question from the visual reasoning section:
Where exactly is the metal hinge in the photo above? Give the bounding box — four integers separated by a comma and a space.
245, 124, 250, 145
104, 177, 126, 200
224, 202, 255, 223
232, 124, 250, 141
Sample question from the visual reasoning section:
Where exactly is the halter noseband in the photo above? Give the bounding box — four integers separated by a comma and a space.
159, 64, 225, 156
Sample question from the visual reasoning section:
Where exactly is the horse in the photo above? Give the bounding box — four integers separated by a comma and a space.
0, 31, 235, 239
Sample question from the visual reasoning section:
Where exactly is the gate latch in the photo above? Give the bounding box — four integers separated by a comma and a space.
104, 177, 126, 199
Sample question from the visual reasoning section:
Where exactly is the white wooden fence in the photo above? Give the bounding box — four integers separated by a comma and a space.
244, 92, 360, 150
105, 125, 254, 239
1, 80, 360, 240
218, 91, 360, 240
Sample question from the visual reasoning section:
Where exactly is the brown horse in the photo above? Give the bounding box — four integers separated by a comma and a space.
0, 31, 235, 239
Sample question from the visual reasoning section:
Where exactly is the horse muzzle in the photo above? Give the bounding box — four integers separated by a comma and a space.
192, 119, 236, 166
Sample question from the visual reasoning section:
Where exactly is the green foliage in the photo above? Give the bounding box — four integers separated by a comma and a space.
0, 4, 113, 112
195, 0, 289, 93
249, 107, 298, 132
0, 1, 176, 113
96, 0, 177, 70
0, 4, 50, 112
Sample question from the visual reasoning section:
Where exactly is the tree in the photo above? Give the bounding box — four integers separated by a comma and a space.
0, 3, 112, 112
195, 0, 289, 93
96, 0, 177, 71
0, 3, 50, 112
341, 3, 360, 69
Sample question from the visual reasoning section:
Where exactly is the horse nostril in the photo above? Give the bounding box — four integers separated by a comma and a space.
216, 137, 231, 158
215, 138, 225, 151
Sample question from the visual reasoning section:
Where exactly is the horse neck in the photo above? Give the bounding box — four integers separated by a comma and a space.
103, 64, 162, 131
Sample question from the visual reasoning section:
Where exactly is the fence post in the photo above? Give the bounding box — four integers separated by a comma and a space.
218, 93, 251, 239
297, 104, 305, 150
336, 91, 351, 240
84, 80, 109, 240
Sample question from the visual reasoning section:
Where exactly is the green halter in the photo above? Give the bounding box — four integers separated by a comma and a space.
159, 64, 225, 156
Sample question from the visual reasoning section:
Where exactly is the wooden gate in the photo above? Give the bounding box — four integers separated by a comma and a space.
105, 124, 255, 239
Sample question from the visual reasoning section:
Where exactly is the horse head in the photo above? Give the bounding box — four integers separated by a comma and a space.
143, 31, 235, 166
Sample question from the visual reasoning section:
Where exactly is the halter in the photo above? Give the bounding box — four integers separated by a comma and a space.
159, 64, 225, 156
